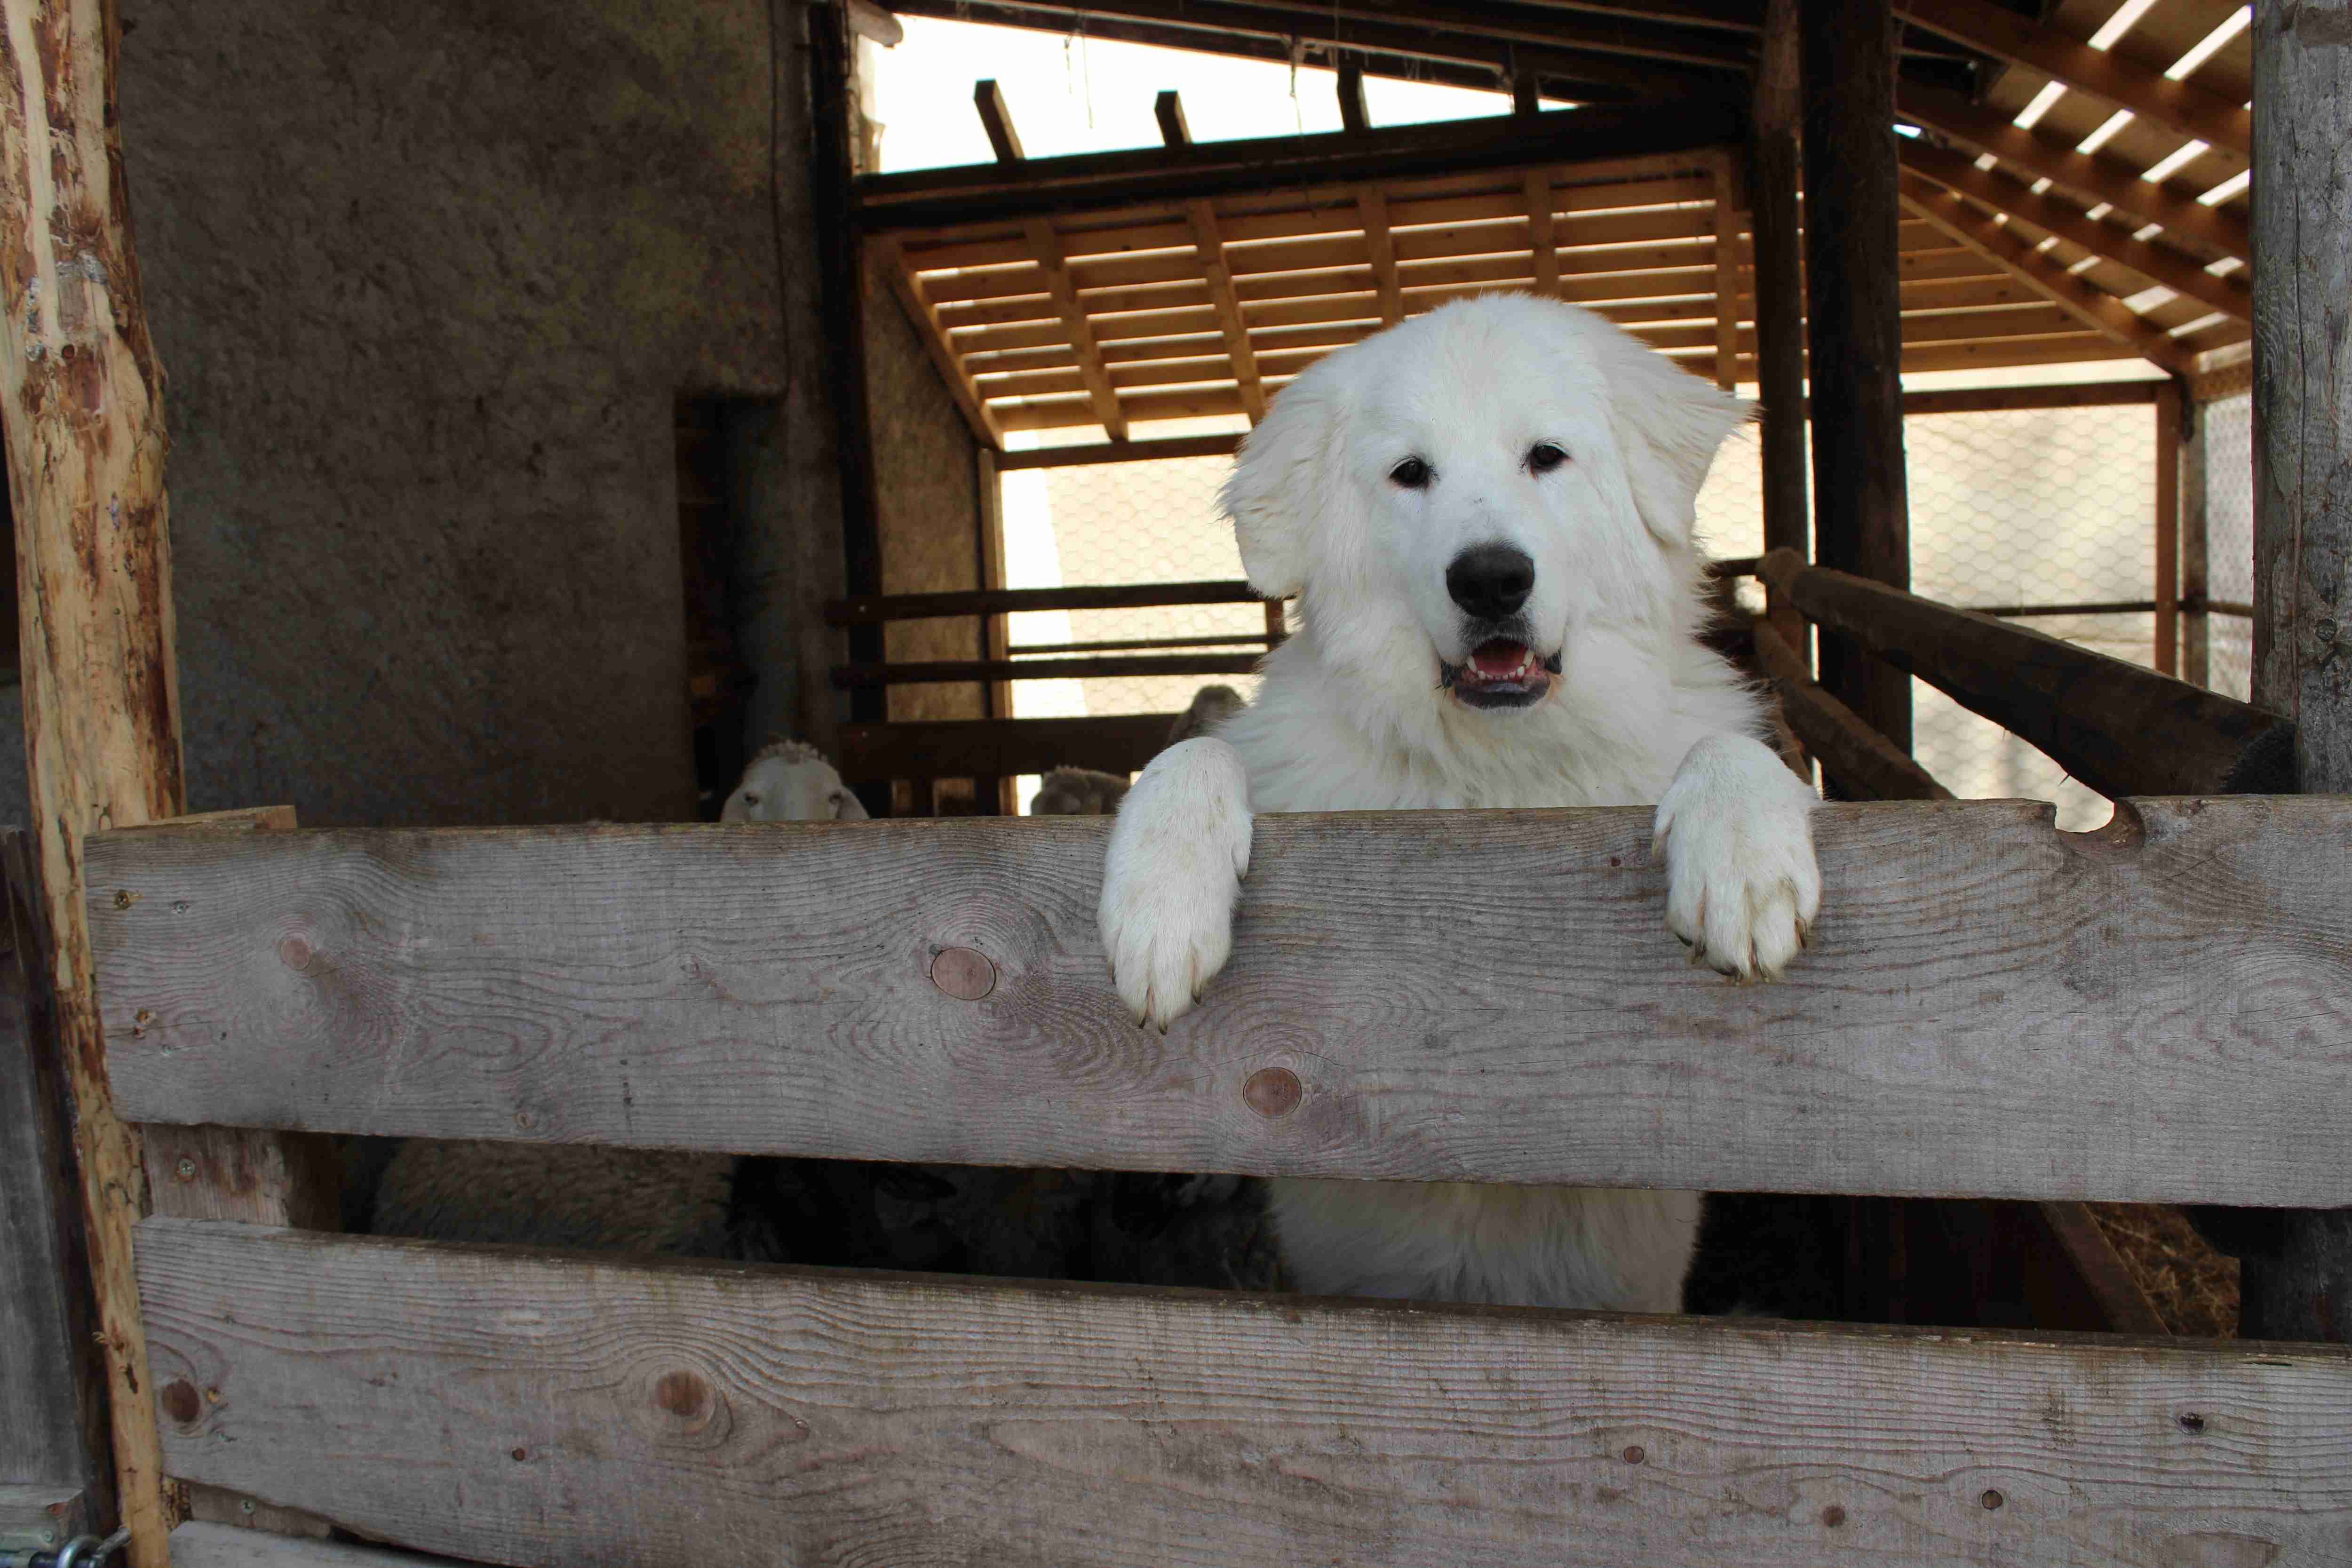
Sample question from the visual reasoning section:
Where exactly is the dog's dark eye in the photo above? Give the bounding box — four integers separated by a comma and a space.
1389, 457, 1431, 490
1527, 443, 1569, 474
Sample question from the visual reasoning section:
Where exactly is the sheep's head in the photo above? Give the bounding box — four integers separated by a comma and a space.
721, 739, 869, 823
1030, 767, 1131, 816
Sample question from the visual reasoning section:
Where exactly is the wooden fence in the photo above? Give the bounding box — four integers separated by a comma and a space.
70, 785, 2352, 1566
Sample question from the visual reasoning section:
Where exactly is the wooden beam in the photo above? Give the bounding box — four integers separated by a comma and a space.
1751, 0, 1808, 605
2241, 0, 2352, 1346
1188, 201, 1267, 422
1023, 218, 1130, 441
138, 1221, 2352, 1567
828, 578, 1264, 624
1153, 88, 1190, 148
1894, 82, 2250, 262
2180, 394, 2210, 686
1357, 188, 1402, 327
1894, 0, 2254, 157
0, 1, 189, 1557
996, 433, 1243, 470
169, 1521, 464, 1568
1801, 0, 1912, 756
1758, 549, 2288, 801
1752, 621, 1949, 801
832, 652, 1261, 687
857, 99, 1744, 231
1708, 151, 1741, 389
0, 836, 111, 1536
973, 77, 1024, 162
1523, 172, 1559, 296
2154, 382, 2181, 677
88, 796, 2352, 1208
1898, 174, 2191, 374
871, 237, 1006, 449
1336, 63, 1369, 132
1512, 66, 1541, 118
838, 713, 1183, 782
1897, 140, 2249, 321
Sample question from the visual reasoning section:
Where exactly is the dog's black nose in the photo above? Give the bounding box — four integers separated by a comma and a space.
1446, 545, 1535, 620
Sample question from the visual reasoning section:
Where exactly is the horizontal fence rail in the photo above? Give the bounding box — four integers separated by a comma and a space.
836, 714, 1182, 783
88, 797, 2352, 1206
136, 1221, 2352, 1568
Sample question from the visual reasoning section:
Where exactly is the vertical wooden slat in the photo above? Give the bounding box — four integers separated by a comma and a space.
1524, 172, 1558, 298
1358, 189, 1402, 328
1800, 0, 1912, 756
1751, 0, 1810, 668
1710, 151, 1742, 391
2154, 382, 2181, 677
2180, 394, 2210, 687
0, 1, 182, 1556
1188, 201, 1266, 424
2241, 0, 2352, 1345
1153, 89, 1189, 149
974, 448, 1015, 815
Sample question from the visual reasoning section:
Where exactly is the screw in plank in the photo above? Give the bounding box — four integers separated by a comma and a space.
1980, 1489, 2004, 1511
239, 1500, 255, 1516
173, 1157, 196, 1181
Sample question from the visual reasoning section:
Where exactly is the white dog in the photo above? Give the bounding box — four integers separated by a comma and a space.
1097, 295, 1821, 1313
720, 739, 868, 823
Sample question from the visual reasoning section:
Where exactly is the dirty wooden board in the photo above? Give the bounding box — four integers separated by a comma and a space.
168, 1521, 459, 1567
138, 1222, 2352, 1568
89, 797, 2352, 1206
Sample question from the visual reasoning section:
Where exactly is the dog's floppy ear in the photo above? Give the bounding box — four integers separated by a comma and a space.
1604, 343, 1751, 547
1220, 372, 1336, 598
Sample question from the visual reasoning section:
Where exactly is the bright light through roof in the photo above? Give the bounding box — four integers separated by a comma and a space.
2013, 81, 2068, 129
2086, 0, 2161, 50
2139, 139, 2210, 183
2167, 7, 2250, 79
2076, 110, 2135, 153
867, 17, 1515, 174
2198, 169, 2251, 205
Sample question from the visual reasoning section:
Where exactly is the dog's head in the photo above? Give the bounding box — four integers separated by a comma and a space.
1223, 294, 1747, 715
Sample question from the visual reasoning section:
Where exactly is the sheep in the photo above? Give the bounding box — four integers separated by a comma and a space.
1030, 765, 1131, 816
722, 737, 868, 822
1166, 683, 1246, 746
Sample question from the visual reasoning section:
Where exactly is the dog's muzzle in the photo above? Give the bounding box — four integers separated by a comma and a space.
1439, 630, 1564, 711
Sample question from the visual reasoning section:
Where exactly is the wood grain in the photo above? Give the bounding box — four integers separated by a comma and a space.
169, 1521, 456, 1567
138, 1221, 2352, 1568
87, 796, 2352, 1208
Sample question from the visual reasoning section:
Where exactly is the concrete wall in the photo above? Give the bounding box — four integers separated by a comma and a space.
1, 0, 855, 830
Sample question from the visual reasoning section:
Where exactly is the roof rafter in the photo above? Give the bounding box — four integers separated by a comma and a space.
1898, 172, 2190, 374
1895, 82, 2249, 261
872, 237, 1006, 450
1894, 0, 2253, 156
1898, 139, 2249, 319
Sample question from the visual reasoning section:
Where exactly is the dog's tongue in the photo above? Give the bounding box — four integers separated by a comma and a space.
1468, 639, 1534, 680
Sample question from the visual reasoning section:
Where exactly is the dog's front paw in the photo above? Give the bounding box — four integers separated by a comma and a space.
1653, 733, 1821, 981
1098, 739, 1254, 1029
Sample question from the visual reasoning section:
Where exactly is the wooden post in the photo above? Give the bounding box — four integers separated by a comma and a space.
2241, 0, 2352, 1344
2154, 382, 2181, 677
1336, 65, 1369, 134
974, 448, 1015, 815
1799, 0, 1911, 756
2181, 394, 2211, 687
1752, 0, 1809, 669
0, 2, 183, 1558
1708, 152, 1741, 392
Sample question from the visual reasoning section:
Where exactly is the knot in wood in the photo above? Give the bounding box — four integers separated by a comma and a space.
654, 1370, 709, 1419
1820, 1505, 1846, 1528
1243, 1067, 1303, 1118
161, 1379, 201, 1425
277, 935, 313, 970
1621, 1445, 1645, 1465
930, 946, 996, 1001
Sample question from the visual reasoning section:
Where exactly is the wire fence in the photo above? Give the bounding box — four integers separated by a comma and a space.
2202, 392, 2255, 702
997, 398, 2190, 828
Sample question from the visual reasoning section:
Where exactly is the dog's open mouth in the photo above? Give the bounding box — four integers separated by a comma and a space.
1439, 638, 1564, 710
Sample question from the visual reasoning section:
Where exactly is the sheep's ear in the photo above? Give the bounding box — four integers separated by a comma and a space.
1220, 374, 1337, 598
1605, 344, 1751, 547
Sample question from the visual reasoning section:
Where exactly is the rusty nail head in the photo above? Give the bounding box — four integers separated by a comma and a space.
161, 1380, 201, 1424
174, 1157, 196, 1180
511, 1447, 527, 1462
930, 947, 996, 1001
239, 1499, 256, 1515
1621, 1444, 1645, 1465
113, 889, 134, 909
1980, 1489, 2003, 1511
1820, 1505, 1845, 1528
1243, 1067, 1303, 1118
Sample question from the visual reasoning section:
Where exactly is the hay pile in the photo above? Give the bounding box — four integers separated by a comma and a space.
2086, 1202, 2240, 1338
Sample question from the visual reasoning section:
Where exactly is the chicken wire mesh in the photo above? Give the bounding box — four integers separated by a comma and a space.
997, 398, 2177, 828
2200, 392, 2254, 702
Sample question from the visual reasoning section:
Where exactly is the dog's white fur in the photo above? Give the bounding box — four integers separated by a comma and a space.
721, 739, 868, 823
1098, 295, 1820, 1312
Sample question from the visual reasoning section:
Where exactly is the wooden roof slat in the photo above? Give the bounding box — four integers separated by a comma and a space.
1023, 219, 1131, 440
1894, 0, 2253, 156
1527, 172, 1561, 297
1896, 82, 2250, 260
1358, 189, 1404, 327
1898, 173, 2190, 374
1188, 200, 1267, 423
872, 237, 1006, 450
1709, 152, 1741, 388
1898, 140, 2249, 319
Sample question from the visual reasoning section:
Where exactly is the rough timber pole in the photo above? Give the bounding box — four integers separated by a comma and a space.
0, 2, 183, 1561
1752, 0, 1810, 663
1799, 0, 1911, 755
2241, 0, 2352, 1343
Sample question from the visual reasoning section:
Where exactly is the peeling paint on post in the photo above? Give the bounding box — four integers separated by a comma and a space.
0, 2, 185, 1564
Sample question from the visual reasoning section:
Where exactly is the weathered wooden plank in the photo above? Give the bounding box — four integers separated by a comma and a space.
1752, 621, 1948, 801
836, 713, 1181, 782
0, 1485, 86, 1552
169, 1521, 458, 1568
1750, 0, 1807, 595
831, 651, 1262, 688
88, 796, 2352, 1207
137, 1221, 2352, 1568
1759, 550, 2289, 801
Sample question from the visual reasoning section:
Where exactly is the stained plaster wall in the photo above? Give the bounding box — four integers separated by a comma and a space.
0, 0, 858, 829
